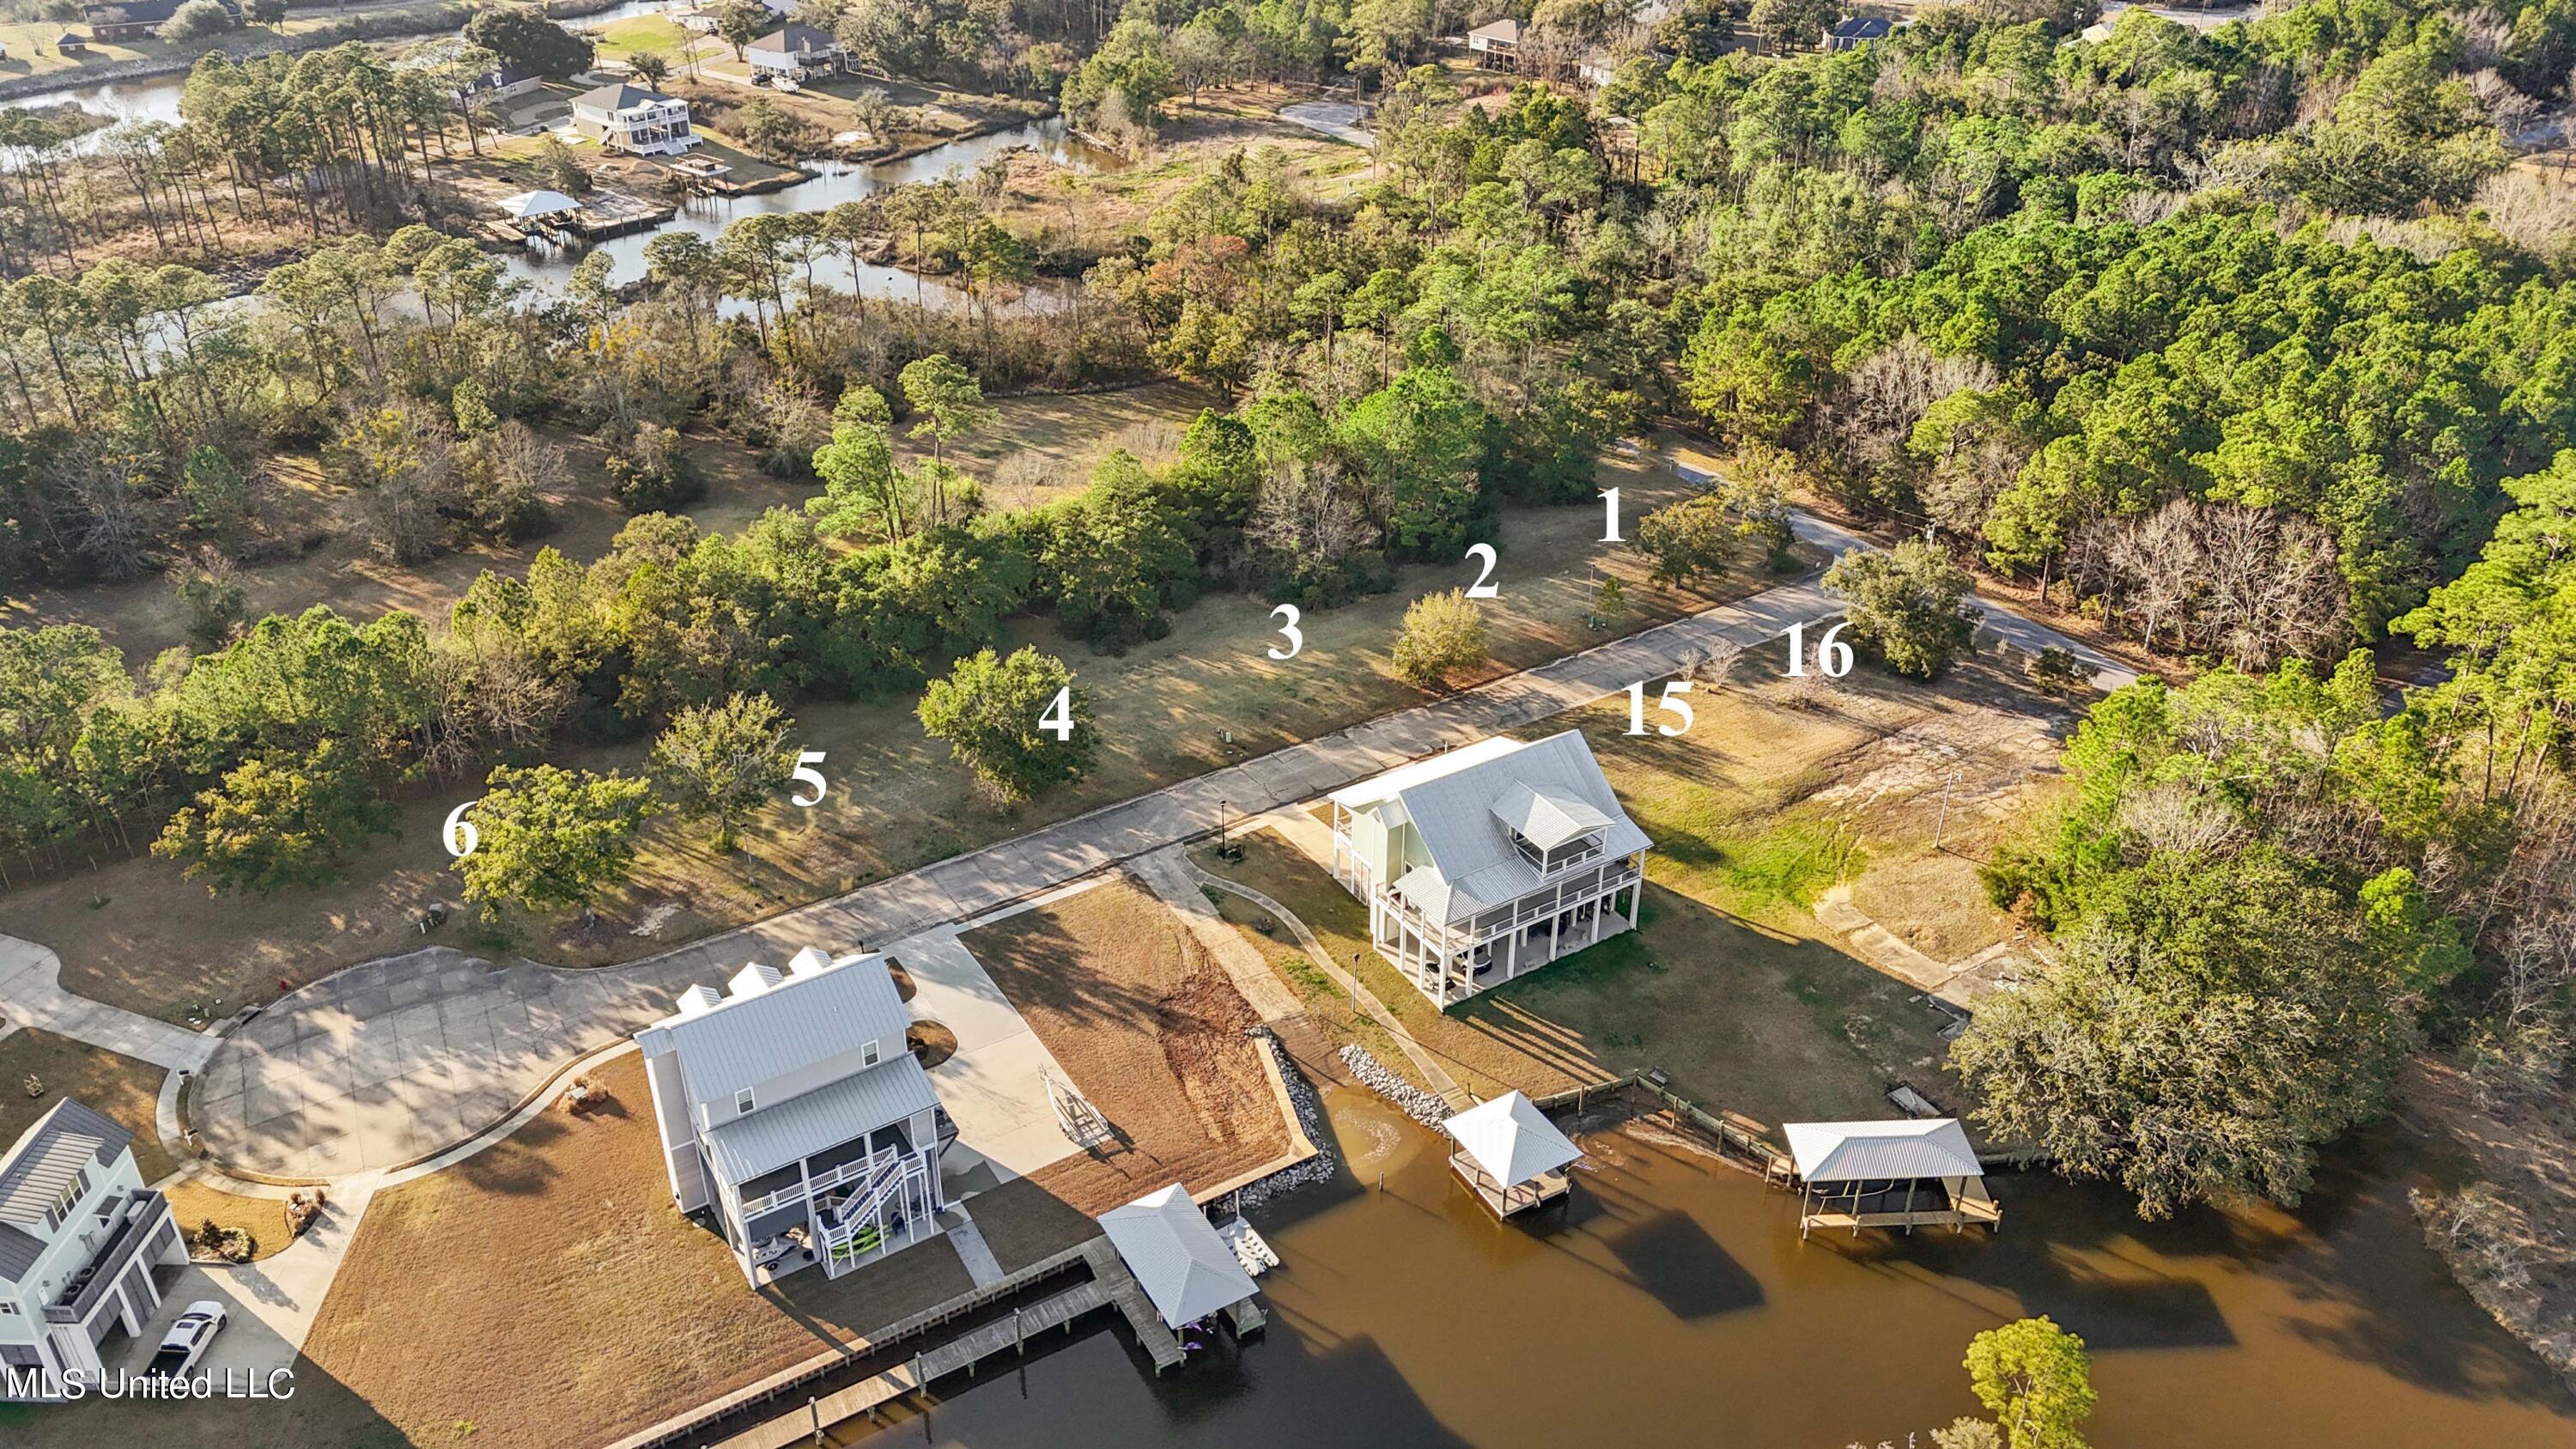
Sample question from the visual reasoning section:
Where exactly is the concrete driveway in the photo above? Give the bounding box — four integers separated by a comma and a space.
885, 926, 1080, 1190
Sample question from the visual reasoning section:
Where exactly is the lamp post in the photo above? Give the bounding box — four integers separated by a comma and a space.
1218, 798, 1230, 851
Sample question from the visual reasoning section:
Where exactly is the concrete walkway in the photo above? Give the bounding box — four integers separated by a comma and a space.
160, 509, 2129, 1180
0, 935, 217, 1071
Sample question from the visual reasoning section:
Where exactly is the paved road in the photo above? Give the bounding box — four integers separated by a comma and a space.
0, 936, 217, 1071
179, 509, 2130, 1179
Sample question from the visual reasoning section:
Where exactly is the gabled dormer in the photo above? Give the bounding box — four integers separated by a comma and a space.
1490, 782, 1612, 876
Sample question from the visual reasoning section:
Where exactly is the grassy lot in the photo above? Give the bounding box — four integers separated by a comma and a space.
9, 432, 1807, 1022
957, 877, 1290, 1215
299, 1051, 984, 1449
1194, 647, 2080, 1128
584, 13, 694, 62
0, 1028, 289, 1256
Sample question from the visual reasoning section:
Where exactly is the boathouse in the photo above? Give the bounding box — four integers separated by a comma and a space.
1327, 732, 1650, 1008
1783, 1118, 2002, 1239
1444, 1091, 1581, 1217
1097, 1184, 1262, 1335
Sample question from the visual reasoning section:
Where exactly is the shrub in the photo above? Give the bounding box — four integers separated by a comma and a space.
605, 423, 705, 514
161, 0, 238, 40
1390, 588, 1487, 689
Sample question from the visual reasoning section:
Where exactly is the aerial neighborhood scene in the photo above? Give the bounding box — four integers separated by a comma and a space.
1, 0, 2574, 1441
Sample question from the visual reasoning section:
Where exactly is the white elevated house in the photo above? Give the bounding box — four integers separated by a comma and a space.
1466, 16, 1522, 68
1327, 731, 1650, 1008
1, 1099, 186, 1398
1783, 1117, 2002, 1239
746, 23, 845, 81
636, 947, 955, 1287
569, 82, 701, 156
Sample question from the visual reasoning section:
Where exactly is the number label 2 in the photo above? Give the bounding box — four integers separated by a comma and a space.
1038, 685, 1073, 742
1625, 679, 1694, 736
1268, 604, 1303, 661
1465, 542, 1499, 599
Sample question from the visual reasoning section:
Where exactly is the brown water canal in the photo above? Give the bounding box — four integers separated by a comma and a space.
837, 1089, 2575, 1447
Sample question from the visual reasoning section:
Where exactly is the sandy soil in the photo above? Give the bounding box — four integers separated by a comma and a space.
298, 1052, 982, 1449
960, 878, 1289, 1217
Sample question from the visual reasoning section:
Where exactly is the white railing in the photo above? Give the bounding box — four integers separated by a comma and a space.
1379, 860, 1642, 955
738, 1147, 896, 1221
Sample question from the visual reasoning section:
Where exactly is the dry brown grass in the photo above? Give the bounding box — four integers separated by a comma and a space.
961, 878, 1288, 1216
301, 1051, 981, 1449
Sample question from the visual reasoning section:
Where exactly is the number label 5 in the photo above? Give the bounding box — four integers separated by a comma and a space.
789, 750, 827, 807
1268, 604, 1303, 661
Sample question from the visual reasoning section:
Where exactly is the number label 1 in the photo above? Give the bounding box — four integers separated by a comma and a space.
1625, 679, 1694, 736
1601, 487, 1622, 542
789, 750, 827, 807
1785, 620, 1852, 679
1465, 542, 1499, 599
1268, 603, 1303, 661
1038, 685, 1073, 742
443, 800, 480, 859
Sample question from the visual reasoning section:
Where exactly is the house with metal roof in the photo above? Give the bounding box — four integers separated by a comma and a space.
1327, 730, 1651, 1008
1782, 1117, 2002, 1239
0, 1099, 186, 1399
570, 82, 700, 155
636, 947, 956, 1287
746, 22, 846, 80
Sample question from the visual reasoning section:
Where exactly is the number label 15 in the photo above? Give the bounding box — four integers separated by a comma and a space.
1625, 679, 1693, 736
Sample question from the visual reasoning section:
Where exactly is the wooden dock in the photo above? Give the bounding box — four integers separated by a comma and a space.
707, 1239, 1186, 1449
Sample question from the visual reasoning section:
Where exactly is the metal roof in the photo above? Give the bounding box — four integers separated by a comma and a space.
1382, 730, 1650, 924
1489, 781, 1613, 850
0, 1099, 130, 1230
635, 953, 913, 1111
1097, 1184, 1257, 1330
1784, 1119, 1983, 1184
573, 82, 678, 112
1443, 1092, 1582, 1188
1327, 737, 1524, 811
750, 23, 835, 51
1467, 18, 1522, 43
702, 1051, 939, 1184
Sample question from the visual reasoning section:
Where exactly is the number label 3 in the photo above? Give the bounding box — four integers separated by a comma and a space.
1268, 604, 1303, 661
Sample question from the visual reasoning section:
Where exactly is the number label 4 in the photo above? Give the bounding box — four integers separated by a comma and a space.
1038, 685, 1073, 742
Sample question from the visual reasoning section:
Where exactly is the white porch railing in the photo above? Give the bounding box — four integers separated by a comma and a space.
739, 1147, 897, 1221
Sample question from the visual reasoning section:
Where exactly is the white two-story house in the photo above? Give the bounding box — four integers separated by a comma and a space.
1327, 730, 1651, 1008
1, 1099, 186, 1398
569, 82, 700, 156
636, 948, 953, 1287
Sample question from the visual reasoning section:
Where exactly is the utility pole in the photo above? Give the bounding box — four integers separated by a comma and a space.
1934, 769, 1959, 851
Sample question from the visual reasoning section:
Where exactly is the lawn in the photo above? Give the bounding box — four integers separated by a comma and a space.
957, 877, 1292, 1215
1193, 645, 2080, 1129
0, 1028, 291, 1256
299, 1051, 985, 1449
584, 13, 693, 62
9, 431, 1805, 1024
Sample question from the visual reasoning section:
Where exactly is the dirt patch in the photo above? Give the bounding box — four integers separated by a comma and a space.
906, 1019, 957, 1068
960, 1173, 1099, 1275
960, 878, 1288, 1216
300, 1052, 981, 1449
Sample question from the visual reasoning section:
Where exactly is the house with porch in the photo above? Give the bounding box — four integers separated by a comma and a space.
569, 82, 700, 156
1466, 16, 1522, 69
1, 1099, 187, 1399
746, 23, 845, 81
1327, 730, 1650, 1008
636, 947, 955, 1288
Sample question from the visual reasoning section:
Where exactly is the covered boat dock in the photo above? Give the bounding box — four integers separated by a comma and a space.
1783, 1118, 2002, 1239
1444, 1090, 1582, 1217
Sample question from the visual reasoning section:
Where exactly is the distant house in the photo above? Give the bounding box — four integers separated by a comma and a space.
2079, 18, 2117, 42
55, 33, 90, 54
452, 63, 544, 107
1327, 731, 1651, 1008
1827, 15, 1893, 50
0, 1099, 187, 1400
746, 23, 844, 81
569, 82, 700, 156
1466, 17, 1522, 70
80, 0, 238, 42
635, 947, 956, 1288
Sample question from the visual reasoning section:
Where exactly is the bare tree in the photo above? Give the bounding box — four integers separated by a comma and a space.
2197, 504, 2347, 669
